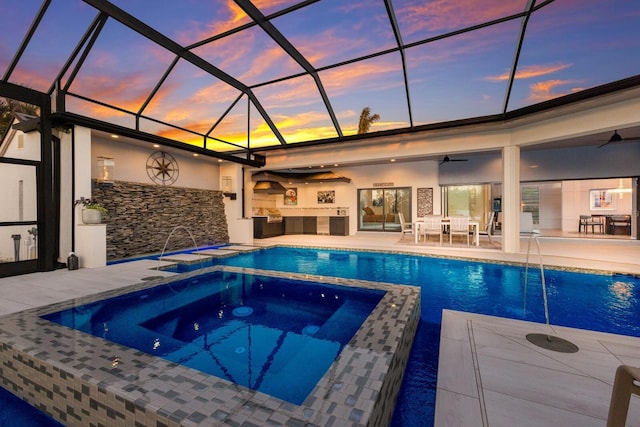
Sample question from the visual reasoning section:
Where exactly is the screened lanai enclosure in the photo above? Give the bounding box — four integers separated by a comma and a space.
1, 0, 640, 275
3, 0, 640, 154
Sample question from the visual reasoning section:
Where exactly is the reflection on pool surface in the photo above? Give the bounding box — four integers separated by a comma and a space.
42, 270, 385, 405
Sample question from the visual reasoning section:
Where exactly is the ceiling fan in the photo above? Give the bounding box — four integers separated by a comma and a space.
597, 130, 640, 148
439, 155, 469, 165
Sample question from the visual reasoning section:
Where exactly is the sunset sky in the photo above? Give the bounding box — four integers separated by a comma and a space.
2, 0, 639, 152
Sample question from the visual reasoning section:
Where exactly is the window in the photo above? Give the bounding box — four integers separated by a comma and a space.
521, 186, 540, 224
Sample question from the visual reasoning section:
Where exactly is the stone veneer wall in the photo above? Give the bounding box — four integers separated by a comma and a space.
92, 180, 229, 260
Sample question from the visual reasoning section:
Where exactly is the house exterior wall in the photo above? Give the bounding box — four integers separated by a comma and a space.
91, 136, 219, 190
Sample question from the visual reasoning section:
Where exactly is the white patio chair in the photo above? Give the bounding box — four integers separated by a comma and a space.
398, 212, 414, 240
420, 215, 443, 245
478, 212, 496, 245
449, 216, 470, 246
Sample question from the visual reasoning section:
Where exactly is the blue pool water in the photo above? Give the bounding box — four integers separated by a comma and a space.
0, 387, 62, 427
199, 246, 639, 426
7, 246, 640, 426
43, 270, 385, 405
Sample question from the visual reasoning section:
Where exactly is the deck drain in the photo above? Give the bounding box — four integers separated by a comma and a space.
526, 333, 579, 353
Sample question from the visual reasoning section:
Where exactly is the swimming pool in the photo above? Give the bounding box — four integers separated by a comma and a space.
42, 270, 386, 405
202, 246, 640, 426
2, 246, 638, 426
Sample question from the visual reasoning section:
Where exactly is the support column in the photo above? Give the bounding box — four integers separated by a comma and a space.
502, 146, 520, 253
72, 126, 106, 267
221, 163, 253, 244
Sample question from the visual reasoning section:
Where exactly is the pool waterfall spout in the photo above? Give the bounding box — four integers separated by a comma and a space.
156, 225, 203, 271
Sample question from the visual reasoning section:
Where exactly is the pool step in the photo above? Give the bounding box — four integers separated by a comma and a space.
159, 253, 213, 263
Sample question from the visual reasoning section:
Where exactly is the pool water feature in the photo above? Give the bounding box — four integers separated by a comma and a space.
42, 271, 386, 405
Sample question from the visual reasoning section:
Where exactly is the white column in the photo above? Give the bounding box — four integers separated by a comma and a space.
76, 224, 106, 268
502, 146, 521, 253
74, 126, 93, 217
72, 126, 106, 267
58, 130, 73, 262
221, 163, 253, 244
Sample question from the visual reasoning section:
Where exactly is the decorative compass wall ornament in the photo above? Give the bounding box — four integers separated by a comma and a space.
146, 151, 179, 186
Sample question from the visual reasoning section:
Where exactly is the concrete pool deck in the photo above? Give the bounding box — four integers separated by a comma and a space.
0, 233, 639, 426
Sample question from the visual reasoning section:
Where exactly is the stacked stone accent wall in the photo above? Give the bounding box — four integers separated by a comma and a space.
92, 180, 229, 260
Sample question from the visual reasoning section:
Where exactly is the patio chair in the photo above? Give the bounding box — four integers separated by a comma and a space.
579, 215, 604, 234
607, 365, 640, 427
398, 212, 414, 240
478, 212, 496, 245
420, 215, 443, 245
449, 216, 470, 246
609, 215, 631, 235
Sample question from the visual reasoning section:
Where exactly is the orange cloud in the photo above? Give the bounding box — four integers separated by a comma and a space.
175, 0, 297, 47
69, 72, 156, 113
397, 0, 523, 39
486, 63, 572, 82
321, 56, 401, 95
193, 27, 302, 87
527, 79, 583, 102
252, 0, 299, 13
8, 68, 56, 94
174, 2, 250, 46
253, 75, 320, 109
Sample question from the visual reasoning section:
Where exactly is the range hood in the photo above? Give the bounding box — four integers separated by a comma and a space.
252, 170, 351, 183
253, 180, 287, 194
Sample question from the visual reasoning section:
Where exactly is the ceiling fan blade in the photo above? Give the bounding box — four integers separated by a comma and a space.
597, 130, 622, 148
439, 155, 469, 164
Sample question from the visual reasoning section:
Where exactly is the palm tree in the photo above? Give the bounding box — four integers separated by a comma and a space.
357, 107, 380, 134
0, 97, 39, 136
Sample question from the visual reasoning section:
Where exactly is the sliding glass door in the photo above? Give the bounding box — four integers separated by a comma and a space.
442, 184, 492, 225
358, 187, 411, 232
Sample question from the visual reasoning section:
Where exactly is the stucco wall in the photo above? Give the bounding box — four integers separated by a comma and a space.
91, 136, 219, 190
92, 180, 229, 260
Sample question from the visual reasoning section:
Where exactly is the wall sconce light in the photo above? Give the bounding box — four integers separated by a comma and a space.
97, 157, 115, 187
222, 176, 236, 200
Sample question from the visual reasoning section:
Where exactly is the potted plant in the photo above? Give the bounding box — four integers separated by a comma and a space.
75, 198, 107, 224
